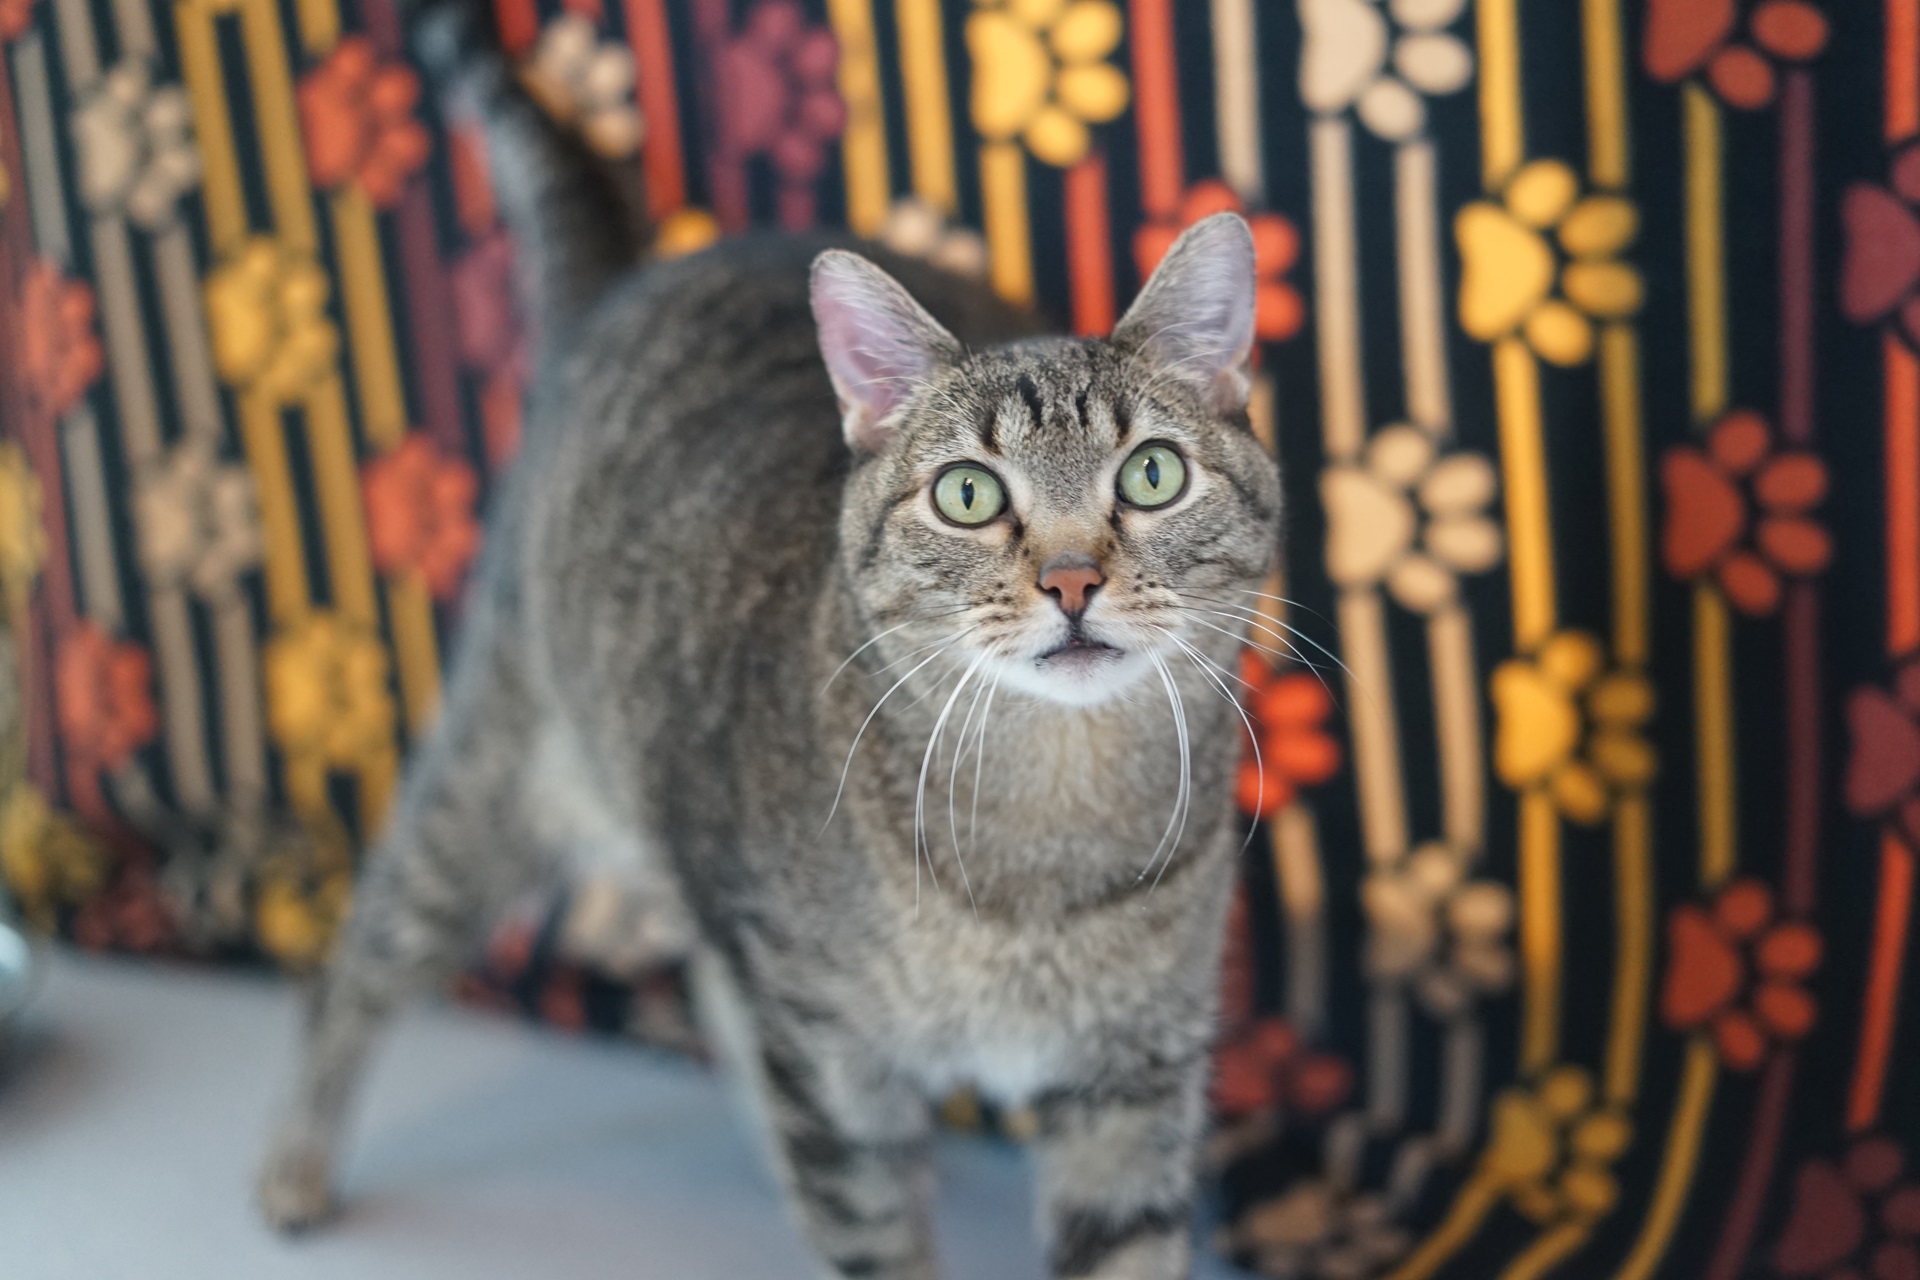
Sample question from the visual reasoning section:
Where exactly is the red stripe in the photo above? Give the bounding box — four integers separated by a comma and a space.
1128, 0, 1183, 218
625, 0, 687, 219
494, 0, 539, 58
1066, 154, 1115, 336
1888, 336, 1920, 655
1779, 73, 1815, 445
1849, 835, 1915, 1132
1704, 1053, 1796, 1280
396, 186, 469, 461
1892, 0, 1919, 141
1782, 586, 1822, 912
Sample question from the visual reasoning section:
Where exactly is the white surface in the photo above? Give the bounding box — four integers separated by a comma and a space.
0, 950, 1247, 1279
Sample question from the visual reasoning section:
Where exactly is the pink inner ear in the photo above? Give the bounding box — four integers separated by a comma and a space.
810, 253, 959, 451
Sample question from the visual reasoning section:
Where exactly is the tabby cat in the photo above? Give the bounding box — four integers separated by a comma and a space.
256, 3, 1282, 1275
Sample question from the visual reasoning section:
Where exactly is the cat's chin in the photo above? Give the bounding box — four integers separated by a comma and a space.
996, 644, 1154, 708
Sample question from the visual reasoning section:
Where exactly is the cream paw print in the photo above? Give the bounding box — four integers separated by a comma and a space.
1299, 0, 1475, 141
1363, 842, 1516, 1018
1321, 424, 1504, 614
69, 59, 200, 227
1491, 631, 1656, 824
968, 0, 1129, 167
1457, 160, 1642, 366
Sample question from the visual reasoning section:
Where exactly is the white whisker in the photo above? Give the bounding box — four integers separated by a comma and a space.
1141, 652, 1193, 888
916, 652, 986, 917
821, 632, 969, 835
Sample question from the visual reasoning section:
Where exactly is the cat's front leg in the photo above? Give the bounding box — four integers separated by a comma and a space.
1031, 1054, 1209, 1279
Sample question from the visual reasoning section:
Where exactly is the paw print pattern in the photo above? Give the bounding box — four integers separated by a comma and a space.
521, 14, 643, 159
1363, 842, 1516, 1018
1774, 1138, 1920, 1279
1134, 180, 1304, 343
1321, 424, 1504, 614
263, 612, 396, 770
1235, 655, 1343, 819
1491, 631, 1656, 823
20, 259, 105, 418
1211, 1016, 1355, 1120
1661, 878, 1822, 1071
0, 441, 46, 600
880, 197, 989, 280
1457, 160, 1642, 366
1662, 409, 1832, 615
203, 239, 339, 402
713, 2, 845, 182
1228, 1180, 1413, 1280
1841, 144, 1920, 348
1299, 0, 1475, 141
297, 36, 431, 206
1644, 0, 1828, 110
70, 59, 200, 226
1485, 1066, 1634, 1224
967, 0, 1130, 167
1844, 657, 1920, 849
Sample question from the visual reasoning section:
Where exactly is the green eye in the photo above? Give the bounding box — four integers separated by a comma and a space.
1118, 444, 1188, 509
932, 465, 1008, 526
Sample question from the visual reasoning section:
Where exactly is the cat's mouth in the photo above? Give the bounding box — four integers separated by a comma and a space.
1036, 634, 1123, 667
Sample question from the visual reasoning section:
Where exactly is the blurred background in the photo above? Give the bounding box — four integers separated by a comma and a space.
3, 0, 1919, 1276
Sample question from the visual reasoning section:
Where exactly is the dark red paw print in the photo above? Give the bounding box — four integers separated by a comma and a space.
1661, 409, 1831, 615
1845, 658, 1920, 849
1842, 146, 1920, 350
714, 0, 846, 184
1660, 878, 1821, 1071
1211, 1017, 1353, 1121
1643, 0, 1827, 108
1776, 1138, 1920, 1279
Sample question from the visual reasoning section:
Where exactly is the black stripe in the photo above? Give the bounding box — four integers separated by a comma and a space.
1051, 1203, 1190, 1277
1015, 373, 1046, 434
1111, 396, 1132, 445
860, 486, 920, 570
1074, 385, 1090, 434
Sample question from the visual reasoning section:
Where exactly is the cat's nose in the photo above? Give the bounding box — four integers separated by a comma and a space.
1038, 553, 1105, 617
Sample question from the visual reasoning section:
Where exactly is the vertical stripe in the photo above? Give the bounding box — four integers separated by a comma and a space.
1704, 1056, 1797, 1280
1429, 604, 1484, 854
1579, 0, 1627, 189
1518, 790, 1560, 1071
1309, 118, 1366, 460
1694, 585, 1735, 886
1385, 1175, 1504, 1280
1608, 1041, 1719, 1280
826, 0, 890, 236
154, 228, 224, 440
387, 575, 441, 733
1848, 835, 1915, 1131
1888, 338, 1920, 654
980, 142, 1033, 305
394, 188, 467, 458
295, 0, 339, 54
1891, 0, 1919, 142
330, 187, 406, 447
895, 0, 956, 212
14, 38, 70, 261
53, 0, 99, 91
1272, 802, 1326, 1039
1606, 795, 1651, 1103
1493, 338, 1553, 649
1499, 1222, 1593, 1280
304, 377, 378, 625
239, 0, 318, 252
1684, 87, 1726, 423
1064, 155, 1114, 335
495, 0, 539, 56
1395, 140, 1451, 434
213, 602, 267, 802
1209, 0, 1262, 201
1475, 0, 1523, 188
237, 393, 309, 623
1128, 0, 1182, 218
625, 0, 688, 219
1779, 73, 1815, 445
176, 3, 244, 253
1435, 1022, 1484, 1153
1338, 589, 1408, 866
1367, 988, 1409, 1130
61, 408, 123, 628
1599, 325, 1648, 664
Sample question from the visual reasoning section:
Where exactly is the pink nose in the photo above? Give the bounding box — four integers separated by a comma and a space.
1039, 555, 1105, 616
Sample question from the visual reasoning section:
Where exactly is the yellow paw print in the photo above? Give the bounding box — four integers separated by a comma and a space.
1456, 160, 1642, 366
1486, 1066, 1633, 1223
255, 870, 351, 969
968, 0, 1130, 167
263, 612, 396, 770
0, 784, 108, 932
1491, 631, 1655, 823
204, 238, 339, 401
0, 442, 46, 603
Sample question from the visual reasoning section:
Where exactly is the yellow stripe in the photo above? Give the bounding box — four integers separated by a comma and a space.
294, 0, 337, 54
1500, 1221, 1593, 1280
238, 390, 310, 622
895, 0, 957, 212
980, 141, 1033, 304
387, 575, 442, 737
1518, 789, 1561, 1072
331, 188, 407, 448
1600, 325, 1649, 664
1684, 86, 1727, 421
1694, 584, 1736, 885
1475, 0, 1523, 189
1493, 338, 1555, 650
1384, 1174, 1504, 1280
1580, 0, 1628, 189
175, 0, 244, 252
240, 0, 317, 253
1606, 794, 1652, 1103
302, 377, 378, 625
1610, 1041, 1720, 1280
358, 743, 397, 837
826, 0, 890, 236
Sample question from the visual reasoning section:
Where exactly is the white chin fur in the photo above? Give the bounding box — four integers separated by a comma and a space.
991, 648, 1157, 707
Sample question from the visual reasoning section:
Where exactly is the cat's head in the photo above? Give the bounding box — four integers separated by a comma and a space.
814, 213, 1280, 708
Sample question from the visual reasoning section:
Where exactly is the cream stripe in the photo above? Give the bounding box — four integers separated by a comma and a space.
1436, 1021, 1484, 1153
1429, 604, 1484, 854
90, 220, 163, 462
53, 0, 100, 90
213, 599, 267, 804
1210, 0, 1263, 202
1395, 140, 1452, 434
110, 0, 156, 60
61, 407, 124, 629
1273, 803, 1327, 1039
153, 227, 224, 441
1337, 589, 1408, 864
149, 586, 216, 813
895, 0, 957, 212
14, 38, 70, 261
1368, 987, 1410, 1131
1309, 117, 1367, 460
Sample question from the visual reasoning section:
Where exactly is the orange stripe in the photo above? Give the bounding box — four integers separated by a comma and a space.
1066, 154, 1115, 335
626, 0, 686, 218
1889, 336, 1920, 654
494, 0, 537, 57
1849, 834, 1915, 1132
1892, 0, 1919, 141
1128, 0, 1183, 217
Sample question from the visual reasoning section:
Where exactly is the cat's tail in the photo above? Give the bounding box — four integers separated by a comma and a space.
401, 0, 645, 373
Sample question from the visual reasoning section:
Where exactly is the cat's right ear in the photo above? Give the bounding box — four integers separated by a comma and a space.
810, 251, 963, 455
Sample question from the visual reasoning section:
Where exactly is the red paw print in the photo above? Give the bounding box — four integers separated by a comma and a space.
1661, 410, 1831, 615
1661, 878, 1821, 1071
1775, 1138, 1920, 1279
1211, 1016, 1353, 1120
1842, 145, 1920, 350
1844, 658, 1920, 849
1235, 653, 1342, 819
714, 0, 846, 184
297, 36, 431, 208
1643, 0, 1827, 109
1134, 181, 1304, 344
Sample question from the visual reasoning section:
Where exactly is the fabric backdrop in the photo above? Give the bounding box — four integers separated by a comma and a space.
2, 0, 1918, 1275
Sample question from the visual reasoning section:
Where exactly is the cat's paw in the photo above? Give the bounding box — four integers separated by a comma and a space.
256, 1132, 338, 1234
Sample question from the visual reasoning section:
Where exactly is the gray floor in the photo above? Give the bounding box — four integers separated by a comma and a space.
0, 950, 1247, 1279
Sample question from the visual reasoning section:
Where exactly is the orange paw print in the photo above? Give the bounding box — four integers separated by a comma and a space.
1643, 0, 1827, 109
1210, 1016, 1354, 1120
297, 36, 431, 208
1660, 878, 1821, 1071
1661, 410, 1831, 615
1775, 1137, 1920, 1279
1235, 654, 1343, 818
1491, 631, 1656, 824
1134, 181, 1303, 343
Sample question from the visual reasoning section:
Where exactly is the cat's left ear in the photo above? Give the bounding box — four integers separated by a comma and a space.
811, 251, 964, 454
1111, 212, 1257, 415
